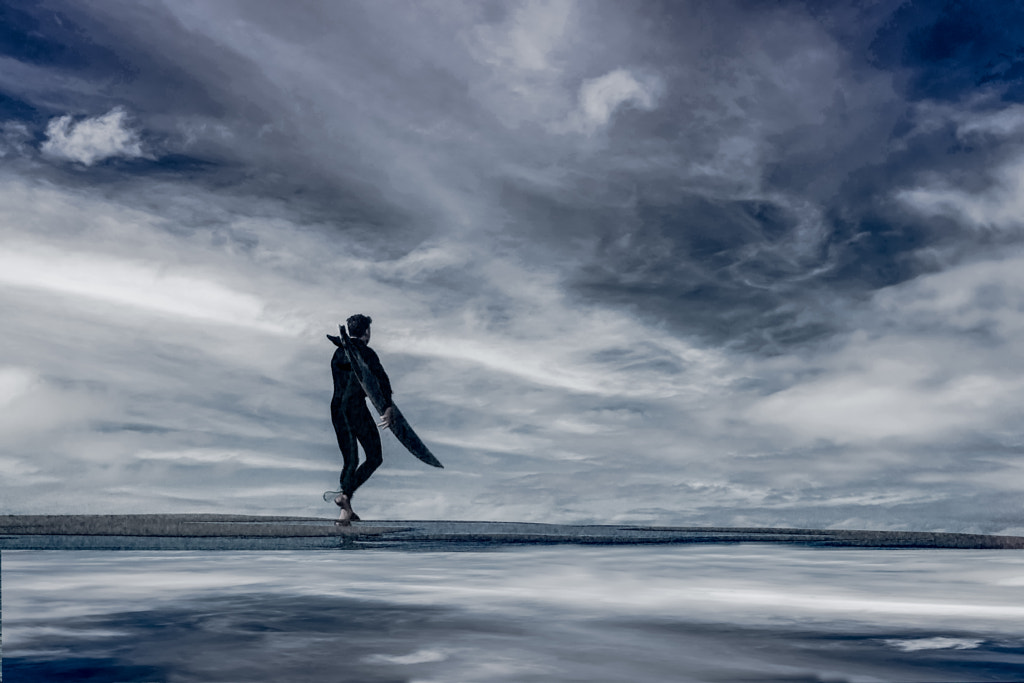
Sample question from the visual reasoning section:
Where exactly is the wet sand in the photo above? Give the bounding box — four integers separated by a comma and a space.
2, 514, 1023, 550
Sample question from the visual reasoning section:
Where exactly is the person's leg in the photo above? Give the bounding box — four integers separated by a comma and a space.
333, 409, 359, 493
350, 405, 383, 496
331, 405, 358, 525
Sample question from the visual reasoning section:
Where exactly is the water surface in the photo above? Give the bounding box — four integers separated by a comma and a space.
4, 545, 1024, 681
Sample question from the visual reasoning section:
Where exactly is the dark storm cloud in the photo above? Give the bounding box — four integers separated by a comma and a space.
421, 0, 913, 349
1, 0, 934, 350
481, 1, 1024, 355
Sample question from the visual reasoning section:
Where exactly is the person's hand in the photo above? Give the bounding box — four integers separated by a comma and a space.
378, 406, 394, 431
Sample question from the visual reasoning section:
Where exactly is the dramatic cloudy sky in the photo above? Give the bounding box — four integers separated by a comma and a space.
3, 0, 1024, 532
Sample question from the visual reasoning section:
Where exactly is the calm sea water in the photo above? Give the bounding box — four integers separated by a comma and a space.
4, 545, 1024, 681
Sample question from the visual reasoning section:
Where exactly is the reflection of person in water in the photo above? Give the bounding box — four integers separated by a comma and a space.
330, 314, 394, 526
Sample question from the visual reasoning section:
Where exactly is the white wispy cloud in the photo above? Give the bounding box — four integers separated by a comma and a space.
135, 448, 324, 471
747, 250, 1024, 446
470, 0, 573, 73
41, 107, 147, 165
464, 0, 580, 130
566, 68, 661, 134
0, 366, 36, 407
897, 155, 1024, 231
0, 121, 32, 158
0, 243, 290, 333
748, 362, 1013, 444
893, 100, 1024, 232
956, 104, 1024, 138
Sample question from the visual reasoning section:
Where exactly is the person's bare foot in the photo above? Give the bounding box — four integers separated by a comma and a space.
330, 492, 362, 523
333, 492, 353, 526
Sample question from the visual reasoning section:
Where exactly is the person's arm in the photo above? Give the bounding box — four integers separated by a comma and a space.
363, 346, 396, 429
362, 347, 393, 406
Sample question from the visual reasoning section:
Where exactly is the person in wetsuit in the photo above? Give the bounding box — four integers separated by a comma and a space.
330, 314, 395, 525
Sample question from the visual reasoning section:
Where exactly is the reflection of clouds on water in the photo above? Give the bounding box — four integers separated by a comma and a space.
885, 637, 984, 652
364, 648, 449, 664
6, 546, 1024, 681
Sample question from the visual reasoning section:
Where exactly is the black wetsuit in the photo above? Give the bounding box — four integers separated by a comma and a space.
331, 339, 393, 497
